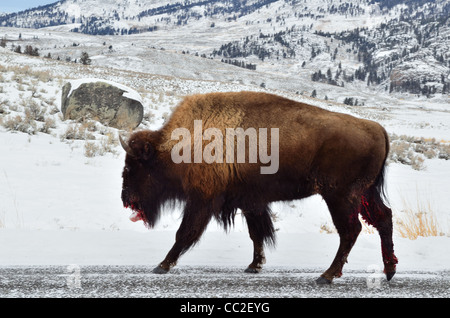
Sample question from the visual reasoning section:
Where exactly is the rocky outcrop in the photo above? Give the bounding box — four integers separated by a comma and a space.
61, 80, 143, 130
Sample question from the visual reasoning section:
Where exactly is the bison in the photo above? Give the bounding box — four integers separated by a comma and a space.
120, 91, 397, 284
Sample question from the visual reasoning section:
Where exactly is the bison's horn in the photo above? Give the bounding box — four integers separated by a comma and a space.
119, 135, 135, 157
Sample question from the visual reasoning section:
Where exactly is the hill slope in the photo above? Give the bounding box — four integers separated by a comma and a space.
1, 0, 449, 102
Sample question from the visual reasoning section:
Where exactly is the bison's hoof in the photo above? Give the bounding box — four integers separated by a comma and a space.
244, 267, 261, 274
385, 271, 396, 281
152, 265, 169, 274
316, 276, 332, 285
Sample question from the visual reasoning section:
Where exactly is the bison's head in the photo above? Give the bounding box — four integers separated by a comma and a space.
120, 131, 168, 228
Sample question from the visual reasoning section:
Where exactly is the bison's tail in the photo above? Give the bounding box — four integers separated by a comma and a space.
358, 130, 398, 277
359, 127, 390, 225
359, 166, 388, 226
378, 128, 390, 205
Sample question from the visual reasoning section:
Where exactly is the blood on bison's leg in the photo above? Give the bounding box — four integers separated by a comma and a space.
358, 194, 398, 281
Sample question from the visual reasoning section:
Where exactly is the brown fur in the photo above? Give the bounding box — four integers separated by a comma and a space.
121, 91, 397, 283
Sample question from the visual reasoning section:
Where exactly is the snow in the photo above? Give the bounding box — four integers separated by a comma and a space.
64, 3, 82, 19
1, 228, 449, 273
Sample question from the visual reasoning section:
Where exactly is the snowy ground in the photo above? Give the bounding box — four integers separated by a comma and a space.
0, 30, 450, 297
0, 132, 448, 275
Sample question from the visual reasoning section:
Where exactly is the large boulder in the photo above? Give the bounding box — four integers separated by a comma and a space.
61, 79, 144, 130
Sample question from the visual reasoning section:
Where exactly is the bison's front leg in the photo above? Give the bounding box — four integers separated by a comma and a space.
244, 240, 266, 273
242, 208, 275, 273
153, 200, 213, 274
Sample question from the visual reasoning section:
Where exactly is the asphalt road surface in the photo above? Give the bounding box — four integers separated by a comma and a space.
0, 265, 448, 298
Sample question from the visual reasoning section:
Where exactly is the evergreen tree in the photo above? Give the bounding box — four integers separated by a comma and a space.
80, 52, 91, 65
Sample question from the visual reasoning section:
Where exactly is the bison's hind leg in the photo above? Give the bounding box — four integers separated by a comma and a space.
318, 193, 362, 284
242, 207, 275, 273
359, 192, 398, 281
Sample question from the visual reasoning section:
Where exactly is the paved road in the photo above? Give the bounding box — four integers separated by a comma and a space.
0, 265, 448, 298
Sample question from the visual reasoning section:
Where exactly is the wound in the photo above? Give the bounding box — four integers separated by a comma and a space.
358, 195, 375, 225
129, 210, 144, 222
124, 203, 145, 223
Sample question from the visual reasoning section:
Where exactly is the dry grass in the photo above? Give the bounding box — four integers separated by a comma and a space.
395, 196, 441, 240
320, 214, 377, 234
84, 141, 101, 158
84, 132, 119, 158
319, 222, 336, 234
2, 114, 37, 135
60, 122, 96, 141
388, 134, 450, 170
359, 215, 376, 234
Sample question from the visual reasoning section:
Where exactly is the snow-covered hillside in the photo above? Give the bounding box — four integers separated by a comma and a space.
1, 0, 449, 109
0, 36, 449, 278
